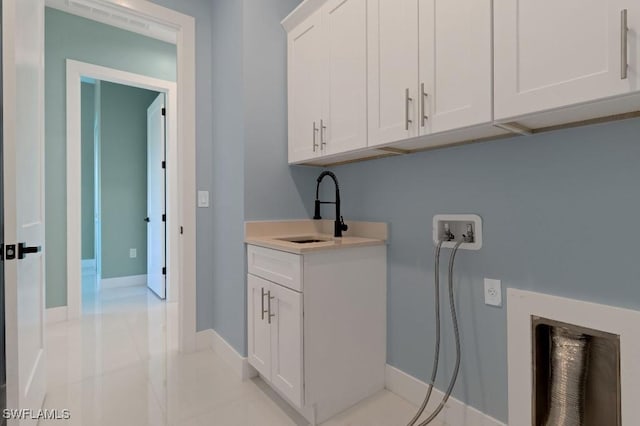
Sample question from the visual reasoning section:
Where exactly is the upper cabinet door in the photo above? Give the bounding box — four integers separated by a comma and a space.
288, 10, 325, 163
367, 0, 419, 147
321, 0, 368, 156
419, 0, 493, 134
494, 0, 640, 121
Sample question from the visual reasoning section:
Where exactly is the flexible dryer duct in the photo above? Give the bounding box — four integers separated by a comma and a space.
545, 327, 590, 426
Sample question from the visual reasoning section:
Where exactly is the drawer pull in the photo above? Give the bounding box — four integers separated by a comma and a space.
405, 88, 413, 131
621, 9, 628, 80
267, 291, 276, 324
261, 287, 268, 320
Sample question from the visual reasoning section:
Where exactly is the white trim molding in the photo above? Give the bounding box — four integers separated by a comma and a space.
100, 274, 147, 289
46, 306, 68, 324
507, 289, 640, 426
385, 364, 505, 426
196, 329, 257, 381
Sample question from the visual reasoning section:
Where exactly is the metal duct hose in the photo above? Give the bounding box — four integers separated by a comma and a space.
545, 327, 590, 426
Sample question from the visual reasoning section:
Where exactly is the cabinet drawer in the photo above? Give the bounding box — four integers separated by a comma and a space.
247, 245, 303, 292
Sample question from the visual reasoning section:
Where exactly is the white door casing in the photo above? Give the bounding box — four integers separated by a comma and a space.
494, 0, 640, 120
147, 93, 166, 299
321, 0, 368, 155
62, 0, 196, 353
3, 0, 47, 422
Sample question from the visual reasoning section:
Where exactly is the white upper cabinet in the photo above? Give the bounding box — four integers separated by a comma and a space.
418, 0, 493, 134
287, 1, 367, 163
288, 10, 325, 162
367, 0, 419, 146
494, 0, 640, 121
322, 0, 368, 156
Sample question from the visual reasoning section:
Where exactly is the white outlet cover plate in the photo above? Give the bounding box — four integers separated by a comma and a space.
484, 278, 502, 307
129, 248, 137, 258
432, 214, 482, 250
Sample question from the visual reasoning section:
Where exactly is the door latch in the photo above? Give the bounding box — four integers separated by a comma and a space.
5, 244, 16, 260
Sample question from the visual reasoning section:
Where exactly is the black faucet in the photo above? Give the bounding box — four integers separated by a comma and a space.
313, 171, 348, 238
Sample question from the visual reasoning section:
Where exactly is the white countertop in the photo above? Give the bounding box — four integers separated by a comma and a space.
244, 220, 387, 254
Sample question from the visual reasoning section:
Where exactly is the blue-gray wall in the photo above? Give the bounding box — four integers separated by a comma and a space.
45, 7, 176, 308
329, 118, 640, 422
208, 0, 315, 354
81, 82, 95, 260
243, 0, 316, 221
100, 82, 159, 279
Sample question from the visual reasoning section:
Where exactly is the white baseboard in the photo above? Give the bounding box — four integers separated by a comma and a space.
82, 259, 96, 274
100, 274, 147, 289
46, 306, 68, 324
196, 329, 257, 381
385, 364, 505, 426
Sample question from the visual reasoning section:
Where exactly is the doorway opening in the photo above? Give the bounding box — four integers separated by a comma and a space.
55, 0, 197, 353
66, 60, 184, 340
80, 79, 169, 309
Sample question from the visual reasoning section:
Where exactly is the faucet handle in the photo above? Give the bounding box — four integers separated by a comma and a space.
340, 216, 349, 232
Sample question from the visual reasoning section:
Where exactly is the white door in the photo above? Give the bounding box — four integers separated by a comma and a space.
270, 283, 303, 408
247, 275, 271, 379
321, 0, 368, 156
288, 10, 324, 163
367, 0, 419, 147
494, 0, 640, 120
418, 0, 492, 135
147, 93, 166, 299
2, 0, 47, 422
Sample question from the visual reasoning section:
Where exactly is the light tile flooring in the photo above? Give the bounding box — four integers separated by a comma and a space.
43, 276, 434, 426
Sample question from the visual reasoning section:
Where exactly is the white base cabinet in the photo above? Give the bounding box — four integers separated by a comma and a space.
247, 244, 387, 425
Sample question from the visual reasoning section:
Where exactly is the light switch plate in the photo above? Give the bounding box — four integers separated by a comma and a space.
129, 248, 137, 258
197, 190, 210, 208
484, 279, 502, 307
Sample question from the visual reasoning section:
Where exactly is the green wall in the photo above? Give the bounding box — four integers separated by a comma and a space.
81, 82, 95, 260
100, 82, 158, 279
45, 7, 176, 307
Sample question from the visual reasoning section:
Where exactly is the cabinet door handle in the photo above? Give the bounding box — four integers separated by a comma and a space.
320, 119, 327, 149
421, 83, 429, 127
313, 121, 319, 152
621, 9, 629, 80
405, 88, 413, 131
267, 291, 275, 324
261, 287, 268, 320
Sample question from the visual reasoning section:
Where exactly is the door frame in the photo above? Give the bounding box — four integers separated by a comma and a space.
63, 0, 197, 353
67, 62, 180, 315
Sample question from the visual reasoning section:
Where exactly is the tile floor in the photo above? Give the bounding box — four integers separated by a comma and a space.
42, 276, 436, 425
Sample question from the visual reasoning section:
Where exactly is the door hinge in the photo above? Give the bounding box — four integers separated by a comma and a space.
4, 244, 16, 260
180, 226, 184, 235
162, 267, 166, 275
161, 161, 166, 169
162, 214, 166, 222
161, 107, 166, 116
